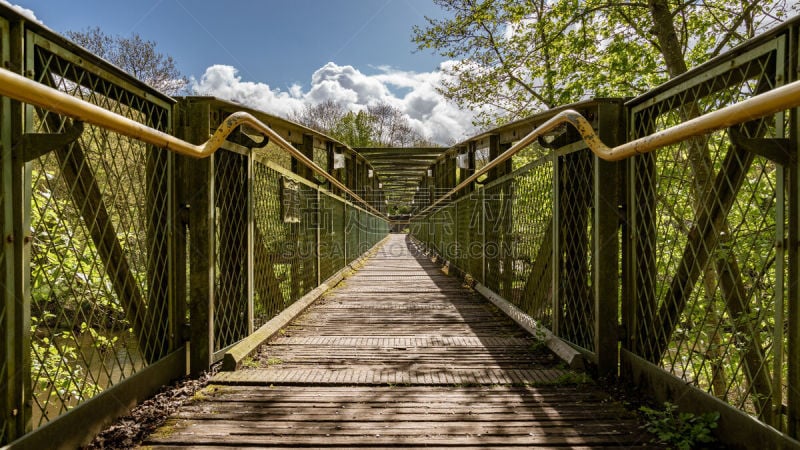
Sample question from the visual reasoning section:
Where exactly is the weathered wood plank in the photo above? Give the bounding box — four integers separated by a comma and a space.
144, 234, 659, 448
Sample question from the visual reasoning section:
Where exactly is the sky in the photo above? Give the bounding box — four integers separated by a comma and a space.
3, 0, 478, 144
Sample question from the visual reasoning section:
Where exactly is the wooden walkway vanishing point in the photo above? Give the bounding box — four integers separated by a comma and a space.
145, 234, 657, 448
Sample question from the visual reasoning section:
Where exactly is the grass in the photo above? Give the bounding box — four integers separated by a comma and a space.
265, 356, 283, 366
240, 356, 260, 369
191, 385, 222, 402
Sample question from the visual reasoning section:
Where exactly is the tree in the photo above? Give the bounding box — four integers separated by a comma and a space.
414, 0, 795, 425
413, 0, 794, 127
66, 27, 188, 95
331, 111, 376, 147
292, 100, 428, 147
367, 102, 424, 146
291, 99, 348, 134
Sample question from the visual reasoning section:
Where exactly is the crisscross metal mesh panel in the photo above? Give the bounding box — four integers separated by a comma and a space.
297, 183, 319, 296
214, 150, 248, 350
250, 158, 387, 336
467, 190, 484, 284
509, 157, 553, 326
345, 206, 360, 263
433, 206, 453, 259
629, 49, 787, 428
319, 193, 346, 281
251, 162, 287, 329
27, 44, 172, 429
410, 147, 555, 330
453, 197, 471, 276
483, 181, 515, 299
556, 149, 594, 350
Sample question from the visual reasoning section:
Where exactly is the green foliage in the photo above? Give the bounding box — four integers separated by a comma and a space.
240, 357, 260, 369
29, 323, 97, 404
30, 168, 127, 329
413, 0, 794, 128
640, 402, 719, 450
293, 100, 431, 146
331, 110, 376, 147
29, 166, 131, 414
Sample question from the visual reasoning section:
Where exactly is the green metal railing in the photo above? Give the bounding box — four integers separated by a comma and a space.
409, 99, 624, 369
624, 29, 793, 438
0, 6, 389, 448
409, 17, 800, 450
5, 2, 800, 449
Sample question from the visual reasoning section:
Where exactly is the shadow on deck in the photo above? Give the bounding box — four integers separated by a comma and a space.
144, 234, 658, 448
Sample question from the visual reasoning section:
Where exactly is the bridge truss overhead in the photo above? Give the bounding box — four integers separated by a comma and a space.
355, 147, 445, 211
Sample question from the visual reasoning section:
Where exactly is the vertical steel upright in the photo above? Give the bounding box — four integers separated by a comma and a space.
593, 102, 625, 378
246, 149, 255, 336
10, 17, 32, 438
0, 14, 17, 445
181, 101, 215, 376
787, 21, 800, 437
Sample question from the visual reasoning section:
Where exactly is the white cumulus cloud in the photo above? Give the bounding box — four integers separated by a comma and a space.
191, 64, 306, 118
191, 62, 479, 145
0, 0, 42, 23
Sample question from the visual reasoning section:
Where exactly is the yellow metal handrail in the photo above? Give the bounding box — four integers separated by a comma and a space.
0, 67, 385, 218
416, 79, 800, 216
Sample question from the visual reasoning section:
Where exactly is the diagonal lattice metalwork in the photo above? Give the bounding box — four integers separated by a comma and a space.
27, 43, 172, 430
510, 157, 553, 327
411, 145, 557, 333
317, 193, 342, 282
214, 150, 249, 351
556, 149, 594, 350
251, 161, 287, 329
629, 47, 787, 429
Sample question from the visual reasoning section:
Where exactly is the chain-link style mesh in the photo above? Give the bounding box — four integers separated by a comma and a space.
483, 181, 514, 299
510, 158, 553, 327
453, 198, 470, 276
214, 150, 249, 350
252, 162, 287, 329
298, 183, 319, 296
629, 48, 787, 429
410, 148, 556, 331
319, 193, 346, 282
27, 44, 172, 429
345, 206, 360, 263
556, 149, 594, 350
251, 160, 376, 330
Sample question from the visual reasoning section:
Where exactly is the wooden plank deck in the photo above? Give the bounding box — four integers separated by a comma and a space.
145, 234, 658, 448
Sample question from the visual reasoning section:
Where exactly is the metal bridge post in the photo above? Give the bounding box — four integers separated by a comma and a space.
247, 149, 254, 336
316, 186, 321, 287
180, 101, 215, 376
3, 16, 30, 442
788, 22, 800, 437
480, 188, 486, 285
0, 16, 13, 445
593, 102, 625, 378
551, 151, 560, 337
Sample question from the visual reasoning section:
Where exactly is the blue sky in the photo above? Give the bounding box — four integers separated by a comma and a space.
5, 0, 477, 143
